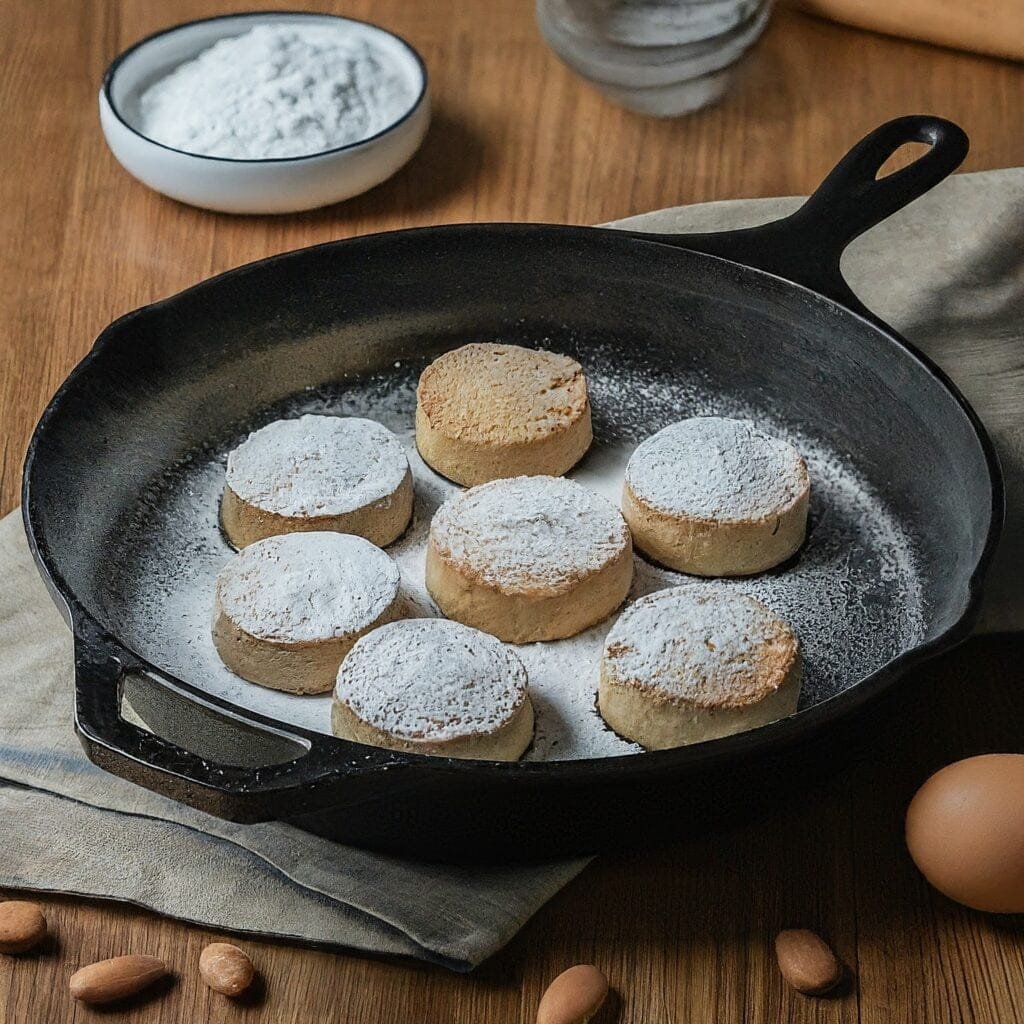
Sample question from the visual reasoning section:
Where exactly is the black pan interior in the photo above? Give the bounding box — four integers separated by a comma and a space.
27, 225, 993, 760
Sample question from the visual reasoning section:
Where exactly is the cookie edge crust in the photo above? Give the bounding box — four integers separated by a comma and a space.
415, 401, 593, 486
622, 479, 810, 577
211, 592, 404, 694
331, 691, 535, 761
221, 467, 414, 550
425, 533, 634, 642
597, 644, 803, 750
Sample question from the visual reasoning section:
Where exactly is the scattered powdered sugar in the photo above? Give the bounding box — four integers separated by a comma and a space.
602, 586, 796, 708
226, 414, 409, 517
626, 416, 808, 520
216, 532, 399, 643
108, 357, 926, 763
336, 619, 528, 741
138, 24, 416, 160
430, 476, 630, 593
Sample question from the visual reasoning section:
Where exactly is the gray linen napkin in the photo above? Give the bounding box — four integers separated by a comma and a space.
0, 167, 1020, 969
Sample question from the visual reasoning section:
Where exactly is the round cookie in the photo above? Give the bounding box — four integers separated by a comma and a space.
332, 619, 535, 761
598, 586, 802, 749
415, 342, 593, 486
212, 532, 403, 694
222, 415, 413, 549
623, 417, 810, 576
426, 475, 633, 643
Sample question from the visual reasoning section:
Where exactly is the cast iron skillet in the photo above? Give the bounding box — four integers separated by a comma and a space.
23, 116, 1003, 860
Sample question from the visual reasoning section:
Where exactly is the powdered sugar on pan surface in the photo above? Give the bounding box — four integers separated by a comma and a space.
227, 414, 410, 517
337, 619, 528, 741
216, 532, 400, 642
430, 476, 630, 593
109, 357, 925, 763
626, 416, 808, 520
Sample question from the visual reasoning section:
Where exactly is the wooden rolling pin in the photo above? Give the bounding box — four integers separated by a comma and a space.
798, 0, 1023, 62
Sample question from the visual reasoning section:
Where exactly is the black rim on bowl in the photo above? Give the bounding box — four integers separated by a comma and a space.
101, 10, 430, 164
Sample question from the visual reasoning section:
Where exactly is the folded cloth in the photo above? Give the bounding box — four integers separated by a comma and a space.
0, 167, 1020, 968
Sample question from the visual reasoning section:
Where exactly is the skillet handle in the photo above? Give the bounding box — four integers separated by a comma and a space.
73, 620, 404, 822
629, 115, 969, 321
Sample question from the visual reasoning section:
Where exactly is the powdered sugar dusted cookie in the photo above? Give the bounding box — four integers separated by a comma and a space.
332, 619, 534, 760
598, 586, 802, 749
212, 532, 403, 694
222, 415, 413, 549
415, 343, 592, 486
426, 475, 632, 643
623, 417, 810, 576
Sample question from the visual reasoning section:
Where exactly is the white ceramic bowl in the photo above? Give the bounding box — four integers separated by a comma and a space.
99, 12, 430, 214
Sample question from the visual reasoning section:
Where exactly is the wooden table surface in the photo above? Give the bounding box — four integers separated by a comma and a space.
2, 1, 1023, 1021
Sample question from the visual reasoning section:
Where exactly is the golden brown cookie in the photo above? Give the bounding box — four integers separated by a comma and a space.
623, 417, 810, 576
332, 618, 534, 760
598, 586, 802, 749
222, 415, 413, 549
415, 343, 592, 486
426, 475, 632, 643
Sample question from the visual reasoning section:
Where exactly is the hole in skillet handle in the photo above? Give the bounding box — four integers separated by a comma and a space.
621, 114, 969, 324
794, 114, 969, 252
876, 141, 932, 180
70, 617, 399, 823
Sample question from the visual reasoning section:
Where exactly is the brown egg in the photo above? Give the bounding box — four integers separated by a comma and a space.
906, 753, 1024, 913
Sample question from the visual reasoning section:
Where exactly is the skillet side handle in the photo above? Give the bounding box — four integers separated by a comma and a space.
628, 115, 969, 321
73, 623, 399, 823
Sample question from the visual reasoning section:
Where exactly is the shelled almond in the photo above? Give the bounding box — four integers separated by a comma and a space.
0, 901, 47, 954
68, 954, 168, 1004
775, 929, 843, 995
536, 964, 609, 1024
199, 942, 256, 997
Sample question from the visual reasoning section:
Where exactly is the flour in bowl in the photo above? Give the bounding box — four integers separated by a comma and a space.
138, 23, 416, 159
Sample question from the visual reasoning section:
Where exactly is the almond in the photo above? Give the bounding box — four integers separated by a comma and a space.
69, 954, 167, 1004
0, 901, 47, 954
537, 964, 609, 1024
775, 929, 843, 995
199, 942, 255, 997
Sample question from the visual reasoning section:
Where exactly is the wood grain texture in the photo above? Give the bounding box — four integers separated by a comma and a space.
1, 1, 1023, 1022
